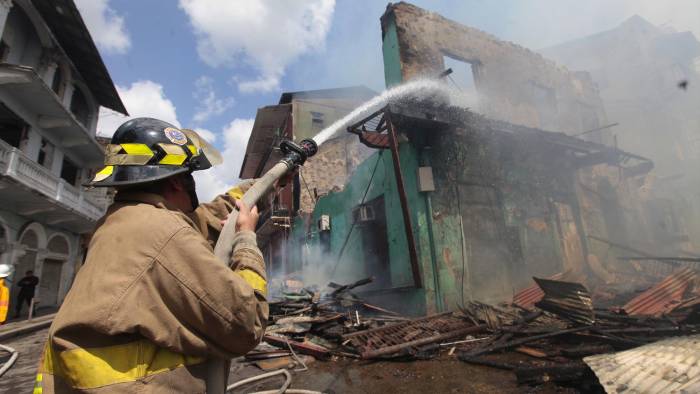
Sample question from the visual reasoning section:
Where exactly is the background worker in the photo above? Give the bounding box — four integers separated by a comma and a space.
0, 264, 12, 324
14, 270, 38, 318
34, 118, 268, 393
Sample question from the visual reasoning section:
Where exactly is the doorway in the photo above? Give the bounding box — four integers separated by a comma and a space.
38, 259, 63, 307
356, 196, 390, 288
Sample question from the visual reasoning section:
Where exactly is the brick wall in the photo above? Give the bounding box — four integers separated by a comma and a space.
299, 134, 373, 213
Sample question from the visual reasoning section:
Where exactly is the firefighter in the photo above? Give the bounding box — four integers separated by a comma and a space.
34, 118, 268, 393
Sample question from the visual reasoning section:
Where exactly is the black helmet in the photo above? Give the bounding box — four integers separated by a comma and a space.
88, 117, 222, 187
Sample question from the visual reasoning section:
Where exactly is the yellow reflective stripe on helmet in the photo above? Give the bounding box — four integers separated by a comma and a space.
157, 143, 188, 165
187, 144, 198, 156
236, 269, 267, 296
91, 166, 114, 182
33, 373, 42, 394
120, 143, 154, 157
104, 143, 155, 165
40, 340, 204, 389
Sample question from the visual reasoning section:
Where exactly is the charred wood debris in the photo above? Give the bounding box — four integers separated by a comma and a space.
248, 269, 700, 391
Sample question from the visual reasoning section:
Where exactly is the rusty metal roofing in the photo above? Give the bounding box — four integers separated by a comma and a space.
622, 267, 697, 317
342, 312, 484, 359
533, 277, 594, 325
584, 335, 700, 393
513, 273, 565, 310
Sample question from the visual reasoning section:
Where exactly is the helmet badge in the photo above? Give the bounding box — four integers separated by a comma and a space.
164, 127, 188, 145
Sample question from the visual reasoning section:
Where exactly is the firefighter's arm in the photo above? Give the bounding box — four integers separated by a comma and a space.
189, 180, 256, 245
111, 226, 269, 359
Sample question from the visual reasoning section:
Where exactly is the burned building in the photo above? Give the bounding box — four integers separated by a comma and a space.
292, 2, 662, 314
542, 15, 700, 256
308, 100, 651, 314
381, 2, 610, 143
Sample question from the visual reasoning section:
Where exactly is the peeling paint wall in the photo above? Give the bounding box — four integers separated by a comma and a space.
428, 119, 581, 307
381, 2, 609, 141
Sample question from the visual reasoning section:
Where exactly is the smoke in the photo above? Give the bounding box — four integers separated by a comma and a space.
267, 240, 335, 298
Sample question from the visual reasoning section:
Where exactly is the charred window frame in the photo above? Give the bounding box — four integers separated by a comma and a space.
441, 53, 481, 108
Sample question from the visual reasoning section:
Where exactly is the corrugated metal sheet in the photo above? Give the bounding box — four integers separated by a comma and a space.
584, 335, 700, 393
513, 272, 565, 310
533, 277, 594, 325
622, 268, 697, 317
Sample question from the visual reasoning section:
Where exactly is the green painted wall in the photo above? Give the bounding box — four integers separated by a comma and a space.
382, 13, 403, 88
304, 142, 433, 315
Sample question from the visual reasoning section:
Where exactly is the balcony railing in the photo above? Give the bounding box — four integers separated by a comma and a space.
0, 138, 105, 221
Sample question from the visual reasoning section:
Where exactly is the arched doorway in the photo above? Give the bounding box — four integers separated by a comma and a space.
41, 234, 70, 307
14, 223, 46, 316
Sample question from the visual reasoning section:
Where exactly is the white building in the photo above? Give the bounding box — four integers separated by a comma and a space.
0, 0, 126, 313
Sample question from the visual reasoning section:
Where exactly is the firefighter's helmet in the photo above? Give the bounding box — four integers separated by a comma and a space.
88, 118, 222, 187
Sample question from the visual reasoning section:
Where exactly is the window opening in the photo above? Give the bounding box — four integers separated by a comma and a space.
443, 55, 478, 108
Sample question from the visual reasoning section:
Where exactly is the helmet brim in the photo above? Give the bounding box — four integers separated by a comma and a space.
86, 165, 190, 188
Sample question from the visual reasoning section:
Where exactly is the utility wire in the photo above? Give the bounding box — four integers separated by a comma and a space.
330, 150, 385, 277
447, 74, 464, 93
299, 171, 317, 204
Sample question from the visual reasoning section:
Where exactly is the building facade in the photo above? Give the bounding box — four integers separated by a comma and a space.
239, 87, 375, 278
294, 3, 661, 315
0, 0, 126, 314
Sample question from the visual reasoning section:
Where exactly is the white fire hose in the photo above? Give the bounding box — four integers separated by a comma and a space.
207, 139, 318, 393
0, 344, 18, 377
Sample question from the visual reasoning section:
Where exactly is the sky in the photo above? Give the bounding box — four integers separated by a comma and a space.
75, 0, 700, 201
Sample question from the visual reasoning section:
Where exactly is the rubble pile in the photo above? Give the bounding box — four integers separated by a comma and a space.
249, 268, 700, 391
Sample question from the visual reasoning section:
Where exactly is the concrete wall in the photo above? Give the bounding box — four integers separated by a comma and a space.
381, 2, 609, 142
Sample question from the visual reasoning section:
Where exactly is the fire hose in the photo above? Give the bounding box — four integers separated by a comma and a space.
206, 138, 319, 393
225, 368, 322, 394
0, 344, 18, 377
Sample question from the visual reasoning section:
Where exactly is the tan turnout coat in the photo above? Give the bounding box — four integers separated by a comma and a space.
34, 191, 268, 393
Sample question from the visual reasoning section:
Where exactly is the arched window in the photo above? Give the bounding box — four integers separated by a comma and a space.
16, 227, 40, 284
47, 235, 69, 256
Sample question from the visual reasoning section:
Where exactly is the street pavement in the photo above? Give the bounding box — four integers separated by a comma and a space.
0, 327, 47, 393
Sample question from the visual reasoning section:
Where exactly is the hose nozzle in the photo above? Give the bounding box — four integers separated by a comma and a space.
279, 138, 318, 167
